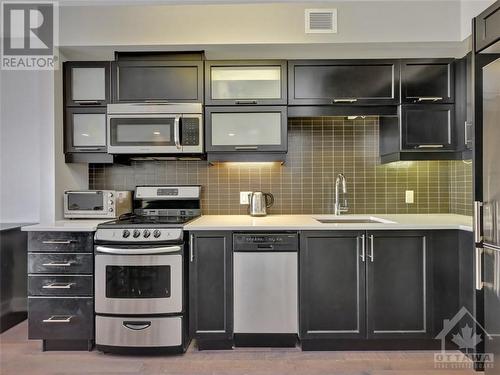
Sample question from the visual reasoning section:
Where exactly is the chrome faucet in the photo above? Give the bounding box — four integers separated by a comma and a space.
334, 173, 348, 215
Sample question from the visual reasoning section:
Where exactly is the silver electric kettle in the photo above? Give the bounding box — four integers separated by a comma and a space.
248, 192, 274, 217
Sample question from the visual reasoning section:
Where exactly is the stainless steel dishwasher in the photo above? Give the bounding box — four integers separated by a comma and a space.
233, 232, 298, 347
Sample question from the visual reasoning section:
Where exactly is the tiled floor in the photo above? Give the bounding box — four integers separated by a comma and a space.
1, 321, 477, 375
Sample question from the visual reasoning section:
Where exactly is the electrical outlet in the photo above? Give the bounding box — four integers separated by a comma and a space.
240, 192, 251, 205
405, 190, 414, 204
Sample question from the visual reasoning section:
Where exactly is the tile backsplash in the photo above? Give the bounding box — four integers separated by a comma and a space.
89, 117, 473, 216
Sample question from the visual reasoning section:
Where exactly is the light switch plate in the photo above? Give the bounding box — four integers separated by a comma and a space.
405, 190, 414, 204
240, 192, 251, 205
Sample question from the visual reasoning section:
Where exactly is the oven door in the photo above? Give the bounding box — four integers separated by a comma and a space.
107, 115, 181, 154
95, 246, 183, 315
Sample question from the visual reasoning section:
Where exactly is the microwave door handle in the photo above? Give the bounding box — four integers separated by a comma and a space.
174, 117, 181, 150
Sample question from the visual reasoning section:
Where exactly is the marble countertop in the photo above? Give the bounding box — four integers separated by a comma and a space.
185, 214, 473, 232
0, 223, 33, 231
21, 220, 111, 232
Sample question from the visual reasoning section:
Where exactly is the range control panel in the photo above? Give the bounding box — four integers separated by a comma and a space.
95, 228, 183, 243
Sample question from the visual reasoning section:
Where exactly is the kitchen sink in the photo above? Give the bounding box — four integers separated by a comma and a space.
314, 216, 395, 224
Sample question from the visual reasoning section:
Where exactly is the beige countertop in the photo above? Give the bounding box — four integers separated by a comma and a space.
185, 214, 473, 232
22, 220, 111, 232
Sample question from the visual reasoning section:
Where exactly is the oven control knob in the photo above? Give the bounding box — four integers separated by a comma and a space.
143, 230, 151, 238
122, 230, 130, 238
108, 207, 114, 212
109, 200, 114, 205
109, 193, 114, 198
133, 230, 141, 238
153, 230, 161, 238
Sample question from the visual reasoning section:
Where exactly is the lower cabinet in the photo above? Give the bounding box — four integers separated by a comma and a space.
189, 232, 233, 350
300, 230, 432, 349
27, 231, 94, 351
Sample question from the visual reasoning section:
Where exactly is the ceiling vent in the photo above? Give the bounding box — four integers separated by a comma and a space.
305, 9, 337, 34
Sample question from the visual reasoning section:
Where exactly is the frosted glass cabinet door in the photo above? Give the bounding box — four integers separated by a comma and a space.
206, 106, 287, 152
65, 108, 107, 153
64, 62, 110, 106
205, 61, 287, 105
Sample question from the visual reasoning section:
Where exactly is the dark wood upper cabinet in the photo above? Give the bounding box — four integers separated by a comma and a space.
401, 59, 455, 104
475, 1, 500, 53
288, 60, 400, 105
401, 104, 455, 150
64, 62, 110, 107
64, 107, 107, 154
205, 60, 287, 105
366, 231, 431, 339
112, 60, 203, 103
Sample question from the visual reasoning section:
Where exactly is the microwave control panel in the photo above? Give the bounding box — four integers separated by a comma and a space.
181, 118, 200, 145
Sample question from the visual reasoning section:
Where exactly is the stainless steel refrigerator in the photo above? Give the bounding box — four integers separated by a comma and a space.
482, 57, 500, 374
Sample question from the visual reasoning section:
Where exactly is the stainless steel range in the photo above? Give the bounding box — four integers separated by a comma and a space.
94, 185, 201, 354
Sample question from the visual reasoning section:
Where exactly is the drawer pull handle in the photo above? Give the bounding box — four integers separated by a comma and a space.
42, 240, 75, 245
416, 97, 443, 102
333, 98, 357, 103
42, 283, 75, 289
416, 144, 444, 149
123, 321, 151, 331
43, 315, 73, 323
42, 261, 74, 267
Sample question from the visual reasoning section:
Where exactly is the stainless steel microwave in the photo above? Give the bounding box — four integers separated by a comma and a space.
64, 190, 132, 219
106, 103, 203, 154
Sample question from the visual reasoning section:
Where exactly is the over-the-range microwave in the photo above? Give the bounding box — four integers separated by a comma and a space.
106, 103, 203, 154
64, 190, 132, 219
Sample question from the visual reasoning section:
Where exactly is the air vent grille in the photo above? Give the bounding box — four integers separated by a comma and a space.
305, 9, 337, 34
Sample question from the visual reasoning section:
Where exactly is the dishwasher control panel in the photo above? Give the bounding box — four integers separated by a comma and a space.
233, 233, 298, 252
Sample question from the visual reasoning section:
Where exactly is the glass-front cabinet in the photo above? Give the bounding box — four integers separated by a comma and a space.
205, 61, 287, 105
64, 62, 110, 106
65, 107, 107, 153
205, 106, 287, 152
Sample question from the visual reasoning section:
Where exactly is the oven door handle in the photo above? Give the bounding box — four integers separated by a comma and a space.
95, 245, 182, 255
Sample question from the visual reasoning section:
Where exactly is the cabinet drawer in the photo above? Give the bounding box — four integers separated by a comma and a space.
28, 232, 94, 252
29, 253, 93, 274
29, 275, 93, 297
28, 297, 94, 340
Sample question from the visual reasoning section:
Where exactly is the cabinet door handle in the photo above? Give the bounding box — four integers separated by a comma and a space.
74, 100, 101, 105
234, 146, 258, 150
42, 283, 74, 289
42, 240, 74, 244
74, 147, 102, 151
464, 121, 472, 146
333, 98, 357, 103
190, 234, 194, 262
416, 144, 445, 149
368, 235, 374, 262
235, 100, 258, 105
474, 201, 483, 244
359, 234, 366, 262
42, 261, 74, 267
416, 97, 443, 102
43, 315, 73, 323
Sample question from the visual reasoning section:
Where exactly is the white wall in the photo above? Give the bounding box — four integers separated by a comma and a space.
0, 55, 87, 224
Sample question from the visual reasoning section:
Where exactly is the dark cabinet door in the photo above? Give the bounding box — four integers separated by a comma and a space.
205, 60, 287, 105
64, 62, 110, 106
189, 232, 233, 342
288, 60, 400, 105
483, 245, 500, 374
64, 107, 107, 153
366, 231, 431, 339
401, 104, 455, 150
205, 106, 287, 153
475, 2, 500, 53
299, 231, 366, 339
401, 59, 455, 103
112, 60, 203, 103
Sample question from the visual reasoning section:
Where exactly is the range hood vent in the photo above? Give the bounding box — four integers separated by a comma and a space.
305, 9, 337, 34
